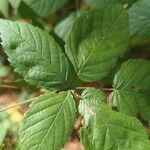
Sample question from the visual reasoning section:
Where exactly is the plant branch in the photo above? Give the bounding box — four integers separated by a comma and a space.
2, 79, 22, 83
0, 84, 18, 89
0, 97, 36, 112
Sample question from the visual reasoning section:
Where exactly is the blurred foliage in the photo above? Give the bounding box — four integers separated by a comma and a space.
0, 112, 10, 145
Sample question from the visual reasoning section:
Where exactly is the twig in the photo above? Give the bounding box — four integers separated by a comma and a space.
0, 84, 18, 89
2, 79, 22, 83
0, 97, 36, 112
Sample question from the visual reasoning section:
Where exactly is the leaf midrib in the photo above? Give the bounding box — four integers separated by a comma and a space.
36, 92, 71, 150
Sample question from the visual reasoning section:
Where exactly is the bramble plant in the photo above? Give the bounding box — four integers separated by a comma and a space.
0, 0, 150, 149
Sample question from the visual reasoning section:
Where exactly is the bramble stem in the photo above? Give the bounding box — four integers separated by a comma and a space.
0, 97, 36, 112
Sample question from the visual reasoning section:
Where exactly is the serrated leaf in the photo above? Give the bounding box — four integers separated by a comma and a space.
0, 19, 72, 89
0, 0, 9, 17
54, 11, 82, 41
65, 5, 129, 82
22, 0, 70, 17
83, 0, 120, 7
19, 91, 76, 150
110, 59, 150, 120
128, 0, 150, 44
81, 88, 105, 104
83, 0, 139, 8
79, 88, 105, 126
80, 103, 150, 150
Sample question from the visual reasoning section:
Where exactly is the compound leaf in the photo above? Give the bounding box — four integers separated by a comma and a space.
19, 91, 76, 150
110, 59, 150, 120
65, 5, 129, 82
0, 19, 72, 89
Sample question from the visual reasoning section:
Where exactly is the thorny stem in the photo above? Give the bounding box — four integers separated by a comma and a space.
0, 97, 36, 112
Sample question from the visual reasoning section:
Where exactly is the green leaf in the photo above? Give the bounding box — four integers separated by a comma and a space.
22, 0, 70, 17
0, 112, 10, 144
0, 66, 10, 77
81, 88, 105, 104
83, 0, 120, 7
83, 0, 139, 8
80, 103, 150, 149
8, 0, 21, 9
0, 19, 72, 89
19, 91, 76, 150
79, 88, 105, 126
0, 0, 9, 17
65, 5, 129, 82
54, 11, 82, 41
110, 59, 150, 120
128, 0, 150, 44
